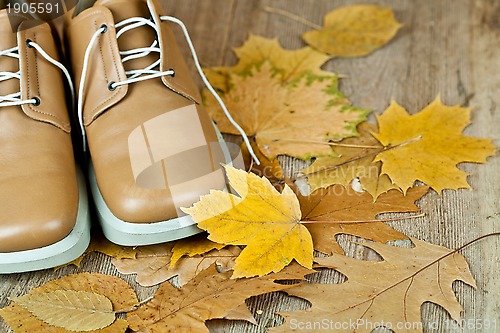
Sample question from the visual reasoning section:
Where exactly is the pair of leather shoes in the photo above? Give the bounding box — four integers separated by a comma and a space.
0, 0, 238, 273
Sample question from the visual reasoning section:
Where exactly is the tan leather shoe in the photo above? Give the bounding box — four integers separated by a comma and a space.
67, 0, 250, 245
0, 12, 90, 273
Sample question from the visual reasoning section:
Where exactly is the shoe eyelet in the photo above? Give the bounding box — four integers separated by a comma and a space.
108, 81, 116, 91
100, 24, 108, 33
169, 68, 175, 77
32, 96, 41, 106
26, 39, 33, 48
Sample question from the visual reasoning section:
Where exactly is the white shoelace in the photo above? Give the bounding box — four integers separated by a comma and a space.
78, 15, 260, 165
0, 43, 74, 109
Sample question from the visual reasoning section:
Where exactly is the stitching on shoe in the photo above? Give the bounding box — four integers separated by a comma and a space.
149, 9, 198, 102
158, 23, 199, 104
34, 36, 40, 97
96, 21, 109, 83
70, 8, 105, 25
71, 8, 125, 125
23, 31, 70, 129
83, 18, 125, 124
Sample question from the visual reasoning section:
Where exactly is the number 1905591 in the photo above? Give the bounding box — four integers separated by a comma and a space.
6, 2, 60, 15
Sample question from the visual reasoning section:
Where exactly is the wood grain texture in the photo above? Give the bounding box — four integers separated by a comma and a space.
1, 1, 498, 332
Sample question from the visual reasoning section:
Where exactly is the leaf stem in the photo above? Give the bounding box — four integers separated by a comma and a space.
247, 155, 255, 173
274, 138, 382, 149
301, 213, 425, 224
296, 149, 384, 179
330, 232, 500, 316
115, 296, 154, 314
296, 136, 423, 179
263, 6, 322, 30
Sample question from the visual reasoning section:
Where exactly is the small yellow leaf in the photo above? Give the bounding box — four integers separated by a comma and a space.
373, 98, 497, 193
302, 4, 402, 57
182, 165, 313, 278
0, 273, 135, 333
10, 290, 115, 332
170, 233, 226, 268
113, 243, 240, 287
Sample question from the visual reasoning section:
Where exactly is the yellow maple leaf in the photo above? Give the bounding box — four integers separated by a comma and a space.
206, 61, 368, 160
203, 35, 368, 161
182, 165, 313, 278
373, 98, 497, 193
204, 34, 332, 91
302, 4, 402, 57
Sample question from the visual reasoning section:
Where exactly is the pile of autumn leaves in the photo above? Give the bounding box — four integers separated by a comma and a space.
0, 4, 497, 333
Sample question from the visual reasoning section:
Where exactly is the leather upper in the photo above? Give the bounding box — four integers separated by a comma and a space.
67, 0, 226, 223
0, 12, 78, 252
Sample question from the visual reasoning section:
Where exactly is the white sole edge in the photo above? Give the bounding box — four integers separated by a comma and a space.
0, 167, 91, 274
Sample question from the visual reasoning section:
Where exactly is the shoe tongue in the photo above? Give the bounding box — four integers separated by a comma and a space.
95, 0, 158, 72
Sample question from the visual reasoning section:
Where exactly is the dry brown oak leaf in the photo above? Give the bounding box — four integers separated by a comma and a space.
373, 98, 497, 194
302, 122, 399, 198
302, 4, 402, 57
203, 35, 368, 161
270, 238, 476, 333
127, 263, 314, 333
112, 242, 240, 287
0, 273, 137, 333
223, 302, 258, 325
299, 184, 428, 254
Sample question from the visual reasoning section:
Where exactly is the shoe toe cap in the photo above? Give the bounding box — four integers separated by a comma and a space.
97, 160, 227, 223
0, 176, 78, 252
